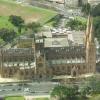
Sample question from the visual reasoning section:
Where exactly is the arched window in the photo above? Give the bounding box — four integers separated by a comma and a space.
73, 71, 77, 76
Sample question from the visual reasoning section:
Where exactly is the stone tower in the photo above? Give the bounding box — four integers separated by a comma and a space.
86, 16, 96, 73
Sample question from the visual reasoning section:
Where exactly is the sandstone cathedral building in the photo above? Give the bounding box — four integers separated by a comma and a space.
45, 0, 99, 6
0, 16, 96, 80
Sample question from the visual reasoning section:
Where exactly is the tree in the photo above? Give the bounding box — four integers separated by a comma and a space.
88, 77, 100, 94
93, 17, 100, 43
51, 85, 78, 100
82, 3, 91, 16
9, 15, 24, 33
51, 86, 65, 100
65, 86, 78, 100
66, 18, 86, 30
27, 22, 42, 33
92, 3, 100, 17
0, 38, 5, 45
79, 86, 91, 98
0, 28, 16, 42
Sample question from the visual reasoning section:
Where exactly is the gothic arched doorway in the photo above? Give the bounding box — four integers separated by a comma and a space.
71, 66, 78, 77
73, 71, 77, 76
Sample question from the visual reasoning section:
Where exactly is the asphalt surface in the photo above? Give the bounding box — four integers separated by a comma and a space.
0, 82, 58, 96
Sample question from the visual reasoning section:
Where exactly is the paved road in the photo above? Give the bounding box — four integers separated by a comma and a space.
0, 82, 58, 96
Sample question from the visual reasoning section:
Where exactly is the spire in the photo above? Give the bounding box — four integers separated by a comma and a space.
89, 16, 94, 43
86, 14, 91, 38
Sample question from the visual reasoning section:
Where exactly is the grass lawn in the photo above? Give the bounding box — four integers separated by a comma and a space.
0, 0, 57, 25
76, 94, 100, 100
89, 94, 100, 100
0, 16, 25, 35
5, 96, 25, 100
33, 98, 49, 100
0, 16, 15, 29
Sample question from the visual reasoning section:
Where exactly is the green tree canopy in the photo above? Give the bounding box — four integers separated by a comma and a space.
92, 3, 100, 17
51, 85, 78, 100
27, 22, 42, 33
9, 15, 24, 27
88, 77, 100, 94
9, 15, 24, 33
82, 3, 91, 16
66, 17, 86, 30
0, 28, 16, 42
79, 86, 91, 98
93, 17, 100, 43
0, 37, 5, 45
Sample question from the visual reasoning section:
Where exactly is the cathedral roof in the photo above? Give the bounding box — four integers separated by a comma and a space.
44, 31, 85, 47
44, 38, 69, 47
0, 48, 35, 62
1, 48, 34, 56
45, 46, 85, 60
72, 31, 85, 45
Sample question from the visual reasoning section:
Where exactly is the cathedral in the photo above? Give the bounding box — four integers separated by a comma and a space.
36, 16, 96, 79
64, 0, 87, 7
49, 0, 99, 6
0, 16, 96, 80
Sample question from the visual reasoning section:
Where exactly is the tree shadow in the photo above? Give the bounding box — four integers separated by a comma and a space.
44, 14, 63, 27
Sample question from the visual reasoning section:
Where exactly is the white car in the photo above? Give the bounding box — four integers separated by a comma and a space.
24, 88, 30, 92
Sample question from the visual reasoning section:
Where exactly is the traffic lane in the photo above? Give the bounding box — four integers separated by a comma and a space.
0, 82, 57, 95
0, 90, 49, 96
0, 83, 56, 92
0, 85, 22, 91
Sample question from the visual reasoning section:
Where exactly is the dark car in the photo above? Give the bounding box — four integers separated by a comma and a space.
0, 97, 4, 100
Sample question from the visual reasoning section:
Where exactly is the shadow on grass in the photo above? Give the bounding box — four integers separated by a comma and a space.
44, 14, 63, 27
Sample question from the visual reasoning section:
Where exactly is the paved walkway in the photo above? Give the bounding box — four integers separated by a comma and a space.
0, 77, 18, 83
24, 95, 50, 100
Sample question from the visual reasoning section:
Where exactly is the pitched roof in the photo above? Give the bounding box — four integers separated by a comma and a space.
44, 38, 69, 47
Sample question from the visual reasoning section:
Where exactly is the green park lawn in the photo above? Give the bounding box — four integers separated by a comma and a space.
5, 96, 49, 100
0, 0, 57, 25
4, 95, 100, 100
89, 94, 100, 100
34, 98, 49, 100
76, 94, 100, 100
5, 96, 25, 100
0, 16, 15, 29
